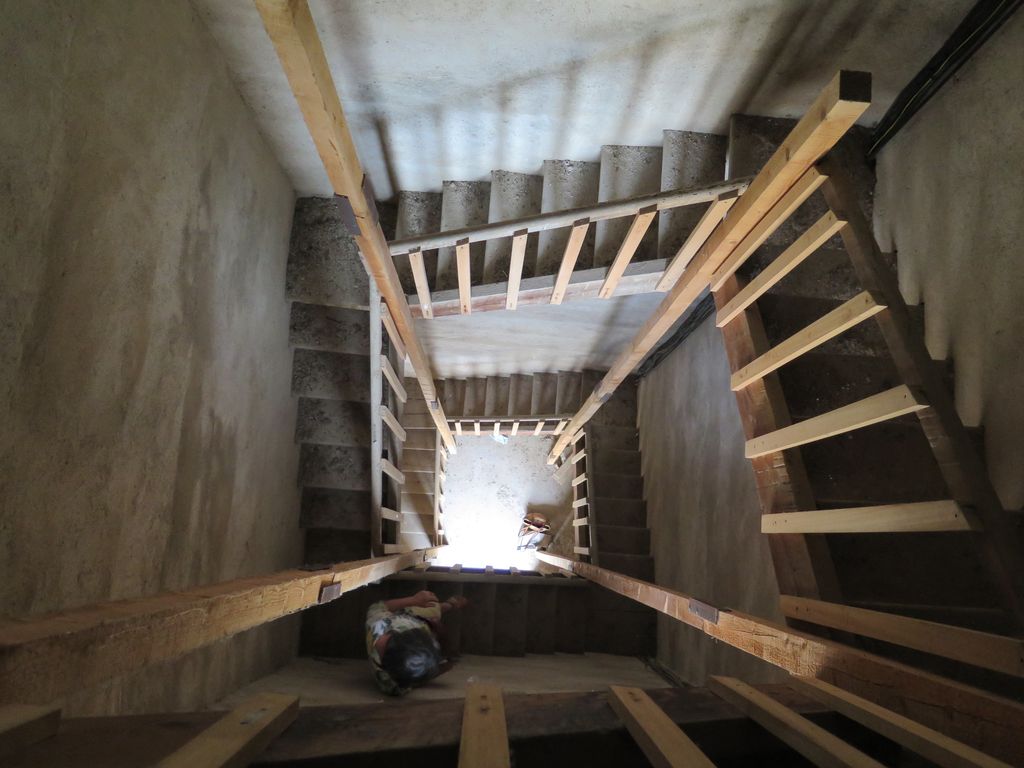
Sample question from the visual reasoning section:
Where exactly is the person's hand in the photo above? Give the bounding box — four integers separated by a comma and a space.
413, 590, 439, 607
445, 595, 469, 610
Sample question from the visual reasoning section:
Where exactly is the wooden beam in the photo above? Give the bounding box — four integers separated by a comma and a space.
708, 677, 884, 768
780, 596, 1024, 676
380, 303, 407, 363
572, 516, 589, 527
574, 546, 590, 556
534, 420, 546, 436
548, 70, 871, 462
0, 549, 441, 706
505, 229, 528, 310
789, 676, 1013, 768
655, 190, 740, 291
382, 458, 406, 485
609, 686, 715, 768
731, 291, 885, 391
456, 238, 472, 314
380, 405, 407, 442
380, 355, 407, 402
761, 500, 980, 534
599, 205, 658, 299
0, 704, 60, 758
408, 248, 433, 320
746, 385, 928, 458
551, 218, 590, 304
156, 693, 298, 768
254, 0, 455, 451
493, 421, 501, 437
534, 551, 1024, 762
381, 507, 401, 522
571, 473, 587, 487
458, 684, 510, 768
715, 210, 849, 327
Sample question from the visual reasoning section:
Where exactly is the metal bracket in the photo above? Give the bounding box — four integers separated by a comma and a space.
688, 598, 720, 625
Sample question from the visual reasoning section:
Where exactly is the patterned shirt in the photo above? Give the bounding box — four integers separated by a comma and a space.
365, 600, 443, 696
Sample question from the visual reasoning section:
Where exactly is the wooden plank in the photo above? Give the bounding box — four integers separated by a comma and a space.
572, 498, 588, 509
551, 218, 590, 305
254, 0, 455, 451
708, 676, 884, 768
570, 450, 586, 464
384, 543, 413, 554
380, 405, 407, 442
789, 676, 1013, 768
554, 420, 567, 435
0, 549, 441, 706
780, 596, 1024, 676
408, 248, 433, 320
762, 500, 980, 534
493, 421, 501, 437
380, 303, 406, 363
381, 507, 401, 522
599, 205, 658, 299
609, 686, 715, 768
0, 704, 60, 758
709, 167, 829, 291
505, 229, 527, 310
458, 683, 510, 768
656, 190, 739, 291
156, 693, 298, 768
456, 238, 472, 315
390, 570, 588, 588
746, 385, 928, 458
455, 421, 463, 436
474, 421, 481, 436
534, 551, 1024, 763
715, 210, 849, 326
510, 420, 519, 436
548, 71, 871, 462
571, 473, 587, 487
574, 547, 590, 556
533, 420, 546, 436
382, 458, 406, 485
380, 356, 408, 403
731, 291, 885, 391
572, 516, 589, 527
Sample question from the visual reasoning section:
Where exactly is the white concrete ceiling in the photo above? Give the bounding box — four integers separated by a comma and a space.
195, 0, 970, 200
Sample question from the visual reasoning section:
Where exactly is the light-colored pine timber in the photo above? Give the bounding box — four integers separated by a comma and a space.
408, 248, 433, 320
551, 218, 590, 305
456, 238, 472, 315
380, 405, 407, 442
573, 517, 589, 527
609, 686, 715, 768
656, 190, 740, 291
505, 229, 527, 310
599, 205, 658, 299
382, 458, 405, 485
458, 684, 510, 768
761, 501, 980, 534
380, 303, 407, 362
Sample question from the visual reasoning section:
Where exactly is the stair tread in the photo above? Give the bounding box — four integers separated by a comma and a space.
286, 199, 370, 309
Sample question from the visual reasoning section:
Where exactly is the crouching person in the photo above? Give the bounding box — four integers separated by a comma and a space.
366, 589, 468, 695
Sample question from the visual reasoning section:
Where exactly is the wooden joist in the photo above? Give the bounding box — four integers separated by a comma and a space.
730, 291, 885, 391
456, 238, 472, 314
745, 385, 928, 458
761, 500, 980, 534
599, 205, 658, 299
156, 693, 298, 768
0, 704, 60, 758
655, 190, 740, 291
0, 549, 440, 706
458, 684, 510, 768
715, 210, 849, 327
535, 551, 1024, 762
505, 229, 528, 310
408, 249, 433, 320
549, 71, 871, 462
780, 596, 1024, 676
380, 405, 407, 442
254, 0, 454, 451
789, 676, 1013, 768
551, 218, 590, 304
708, 677, 884, 768
609, 686, 714, 768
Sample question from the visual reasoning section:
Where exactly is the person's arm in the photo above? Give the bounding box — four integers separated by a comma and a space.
383, 590, 438, 612
440, 595, 469, 613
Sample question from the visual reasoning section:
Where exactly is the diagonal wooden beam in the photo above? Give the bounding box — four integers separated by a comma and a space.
408, 248, 433, 320
505, 229, 527, 310
254, 0, 455, 451
551, 218, 590, 304
598, 205, 657, 299
655, 189, 740, 291
548, 70, 872, 462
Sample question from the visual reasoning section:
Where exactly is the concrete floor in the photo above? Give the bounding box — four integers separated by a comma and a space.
217, 654, 669, 708
0, 1, 302, 714
432, 434, 573, 569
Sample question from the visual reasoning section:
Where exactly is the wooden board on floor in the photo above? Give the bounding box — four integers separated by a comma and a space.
609, 686, 715, 768
458, 684, 510, 768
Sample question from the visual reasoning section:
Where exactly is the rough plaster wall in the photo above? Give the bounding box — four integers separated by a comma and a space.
637, 322, 785, 685
874, 12, 1024, 510
0, 0, 303, 714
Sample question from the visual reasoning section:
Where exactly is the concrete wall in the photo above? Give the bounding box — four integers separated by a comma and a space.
637, 321, 785, 685
874, 12, 1024, 510
0, 1, 303, 714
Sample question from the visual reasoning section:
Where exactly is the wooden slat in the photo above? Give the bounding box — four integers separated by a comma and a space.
455, 421, 463, 436
534, 551, 1024, 763
380, 355, 407, 402
553, 420, 567, 435
548, 71, 871, 462
0, 549, 440, 707
456, 238, 472, 314
505, 229, 527, 310
572, 516, 589, 527
598, 205, 658, 299
493, 421, 501, 437
609, 686, 715, 768
380, 405, 407, 442
574, 547, 590, 556
715, 210, 849, 326
780, 596, 1024, 676
156, 693, 298, 768
473, 421, 481, 436
408, 248, 433, 320
254, 0, 454, 451
745, 385, 928, 458
709, 677, 884, 768
533, 420, 546, 436
0, 704, 60, 758
510, 420, 519, 436
458, 684, 510, 768
384, 543, 413, 555
382, 458, 405, 485
570, 450, 586, 464
381, 507, 400, 522
789, 676, 1013, 768
380, 303, 406, 363
762, 500, 980, 534
656, 190, 740, 291
731, 291, 885, 391
551, 218, 590, 304
572, 498, 588, 509
571, 473, 587, 487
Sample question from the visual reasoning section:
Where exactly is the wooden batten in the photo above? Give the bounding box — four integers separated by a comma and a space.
380, 303, 407, 363
381, 355, 408, 403
505, 228, 528, 310
380, 507, 401, 522
656, 190, 739, 291
572, 516, 589, 527
458, 684, 510, 768
551, 218, 590, 304
609, 686, 715, 768
380, 405, 407, 442
745, 385, 928, 458
408, 248, 433, 320
761, 500, 980, 534
510, 420, 519, 436
533, 420, 546, 436
382, 458, 405, 485
456, 238, 472, 315
599, 205, 658, 299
